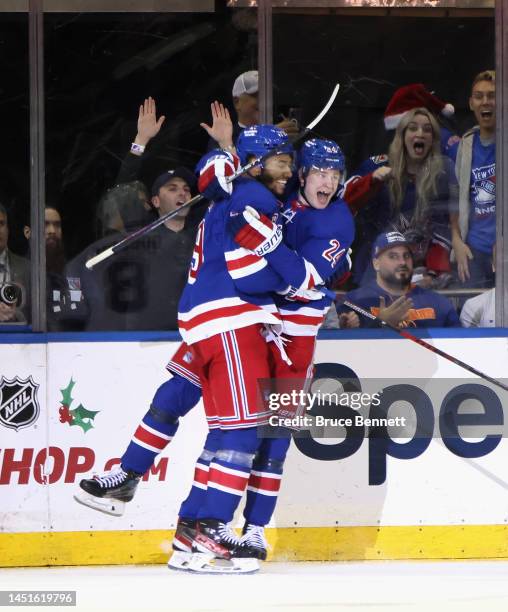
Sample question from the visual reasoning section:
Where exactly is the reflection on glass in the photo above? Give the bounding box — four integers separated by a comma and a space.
0, 12, 30, 328
45, 9, 257, 331
0, 204, 30, 324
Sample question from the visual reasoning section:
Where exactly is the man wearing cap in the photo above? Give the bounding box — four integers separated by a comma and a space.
118, 167, 197, 330
338, 231, 460, 328
65, 166, 197, 331
207, 70, 299, 151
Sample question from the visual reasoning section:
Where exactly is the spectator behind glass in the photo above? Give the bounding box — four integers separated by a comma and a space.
96, 181, 150, 237
45, 206, 65, 275
383, 83, 459, 156
206, 70, 299, 151
65, 170, 196, 332
115, 97, 209, 231
0, 203, 30, 324
448, 70, 496, 289
351, 107, 458, 289
24, 206, 87, 331
460, 245, 495, 328
338, 231, 460, 329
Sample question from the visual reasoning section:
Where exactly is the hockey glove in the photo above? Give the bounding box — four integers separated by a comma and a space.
231, 206, 282, 257
277, 285, 326, 303
196, 149, 240, 202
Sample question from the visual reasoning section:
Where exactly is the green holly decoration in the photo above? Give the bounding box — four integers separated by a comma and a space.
60, 378, 76, 407
59, 378, 99, 433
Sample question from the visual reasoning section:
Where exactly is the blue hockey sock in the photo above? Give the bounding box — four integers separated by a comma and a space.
196, 428, 261, 523
178, 429, 222, 519
244, 436, 291, 526
121, 375, 201, 475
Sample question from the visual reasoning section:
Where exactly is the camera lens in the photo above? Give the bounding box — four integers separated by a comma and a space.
0, 283, 21, 306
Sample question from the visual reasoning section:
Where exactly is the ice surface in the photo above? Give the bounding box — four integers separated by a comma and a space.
1, 561, 508, 612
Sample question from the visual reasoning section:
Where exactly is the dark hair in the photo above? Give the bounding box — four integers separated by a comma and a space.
45, 204, 61, 216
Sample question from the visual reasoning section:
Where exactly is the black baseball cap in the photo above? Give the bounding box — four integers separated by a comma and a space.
151, 167, 197, 197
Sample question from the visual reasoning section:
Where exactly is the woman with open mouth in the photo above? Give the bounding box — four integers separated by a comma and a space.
351, 106, 457, 289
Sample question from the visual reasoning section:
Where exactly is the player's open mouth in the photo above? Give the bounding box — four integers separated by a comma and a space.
176, 201, 186, 207
481, 110, 493, 119
316, 190, 331, 205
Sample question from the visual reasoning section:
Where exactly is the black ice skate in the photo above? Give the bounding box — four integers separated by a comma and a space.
238, 523, 268, 561
73, 465, 141, 516
188, 519, 259, 574
167, 517, 197, 572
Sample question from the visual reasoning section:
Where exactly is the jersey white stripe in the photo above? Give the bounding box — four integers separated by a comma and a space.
224, 247, 257, 261
229, 331, 250, 416
221, 332, 241, 422
180, 311, 281, 345
166, 362, 201, 387
179, 296, 256, 322
228, 257, 267, 279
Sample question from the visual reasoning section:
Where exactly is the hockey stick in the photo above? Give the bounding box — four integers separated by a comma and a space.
85, 84, 341, 270
342, 299, 508, 393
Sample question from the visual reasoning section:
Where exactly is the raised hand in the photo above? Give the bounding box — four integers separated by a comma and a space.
372, 166, 393, 182
200, 101, 234, 150
135, 97, 165, 147
276, 117, 300, 142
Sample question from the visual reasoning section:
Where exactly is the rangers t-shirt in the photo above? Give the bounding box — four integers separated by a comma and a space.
465, 133, 496, 254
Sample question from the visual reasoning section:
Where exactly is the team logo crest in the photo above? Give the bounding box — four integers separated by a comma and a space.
0, 375, 40, 431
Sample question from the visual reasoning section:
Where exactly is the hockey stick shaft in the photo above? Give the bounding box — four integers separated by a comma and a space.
342, 299, 508, 393
85, 83, 341, 270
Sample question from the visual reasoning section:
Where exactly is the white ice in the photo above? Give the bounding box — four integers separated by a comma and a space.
1, 561, 508, 612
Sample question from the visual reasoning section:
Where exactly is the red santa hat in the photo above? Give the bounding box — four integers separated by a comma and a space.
384, 83, 455, 130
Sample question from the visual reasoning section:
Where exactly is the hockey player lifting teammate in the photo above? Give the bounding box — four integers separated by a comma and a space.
75, 106, 354, 574
176, 126, 354, 573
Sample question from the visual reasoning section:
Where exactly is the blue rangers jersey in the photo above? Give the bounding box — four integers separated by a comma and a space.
178, 177, 328, 344
274, 196, 355, 335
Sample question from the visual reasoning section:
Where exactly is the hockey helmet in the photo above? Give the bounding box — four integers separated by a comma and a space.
236, 124, 293, 166
298, 138, 345, 174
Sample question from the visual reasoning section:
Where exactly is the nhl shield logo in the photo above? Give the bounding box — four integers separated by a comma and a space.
0, 376, 40, 431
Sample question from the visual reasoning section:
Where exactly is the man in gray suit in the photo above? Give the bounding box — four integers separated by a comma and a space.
0, 203, 30, 323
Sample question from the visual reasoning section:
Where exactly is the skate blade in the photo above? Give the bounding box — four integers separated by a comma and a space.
73, 491, 125, 517
188, 552, 259, 574
167, 550, 192, 572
